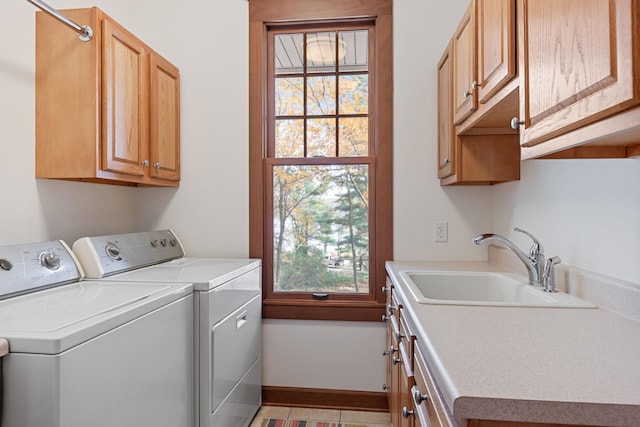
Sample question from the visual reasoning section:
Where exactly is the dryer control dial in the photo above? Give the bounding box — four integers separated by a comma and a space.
39, 251, 61, 270
105, 244, 122, 261
0, 259, 13, 271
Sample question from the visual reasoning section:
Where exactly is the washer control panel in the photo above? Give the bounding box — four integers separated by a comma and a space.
0, 240, 81, 300
72, 229, 185, 278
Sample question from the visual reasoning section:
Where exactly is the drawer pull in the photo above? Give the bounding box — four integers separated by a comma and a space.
236, 310, 248, 330
402, 407, 414, 419
383, 346, 397, 356
413, 386, 430, 405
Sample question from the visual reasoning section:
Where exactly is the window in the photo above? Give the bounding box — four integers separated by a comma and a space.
250, 0, 392, 321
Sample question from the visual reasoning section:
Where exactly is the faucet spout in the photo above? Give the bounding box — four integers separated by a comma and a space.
473, 232, 542, 286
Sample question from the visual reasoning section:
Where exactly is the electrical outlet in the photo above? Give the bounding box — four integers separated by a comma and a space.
434, 221, 448, 242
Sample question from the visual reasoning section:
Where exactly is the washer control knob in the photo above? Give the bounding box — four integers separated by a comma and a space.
160, 239, 167, 247
105, 244, 122, 261
0, 259, 13, 271
150, 239, 158, 248
169, 239, 178, 247
39, 251, 61, 270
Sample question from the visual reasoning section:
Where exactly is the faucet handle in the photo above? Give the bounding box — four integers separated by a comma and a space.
514, 228, 544, 258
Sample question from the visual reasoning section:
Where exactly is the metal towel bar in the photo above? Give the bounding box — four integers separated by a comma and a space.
26, 0, 93, 41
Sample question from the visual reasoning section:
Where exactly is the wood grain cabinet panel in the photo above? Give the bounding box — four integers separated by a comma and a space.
437, 43, 455, 179
476, 0, 516, 104
36, 7, 180, 187
149, 54, 181, 182
452, 2, 477, 125
518, 0, 640, 158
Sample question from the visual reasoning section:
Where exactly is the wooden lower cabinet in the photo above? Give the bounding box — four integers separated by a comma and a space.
386, 276, 598, 427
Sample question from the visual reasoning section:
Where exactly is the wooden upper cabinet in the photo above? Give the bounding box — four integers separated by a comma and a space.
476, 0, 516, 104
452, 2, 477, 125
35, 7, 180, 187
437, 43, 455, 179
518, 0, 640, 155
438, 0, 520, 186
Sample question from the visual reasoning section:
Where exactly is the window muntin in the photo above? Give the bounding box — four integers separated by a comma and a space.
269, 26, 372, 297
273, 29, 370, 159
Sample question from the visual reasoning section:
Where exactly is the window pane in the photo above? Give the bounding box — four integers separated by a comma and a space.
307, 76, 336, 115
338, 30, 368, 72
307, 32, 340, 73
273, 164, 369, 294
339, 118, 369, 156
275, 33, 303, 74
276, 77, 304, 116
307, 118, 336, 157
276, 119, 304, 157
339, 75, 368, 114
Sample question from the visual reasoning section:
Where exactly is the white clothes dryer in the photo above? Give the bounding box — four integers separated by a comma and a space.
0, 239, 194, 427
72, 230, 262, 427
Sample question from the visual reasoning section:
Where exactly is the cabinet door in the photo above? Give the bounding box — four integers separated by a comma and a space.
476, 0, 515, 103
452, 1, 477, 125
101, 18, 149, 177
437, 43, 455, 179
518, 0, 640, 147
149, 54, 181, 181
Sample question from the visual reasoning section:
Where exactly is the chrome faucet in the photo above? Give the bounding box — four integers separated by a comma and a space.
473, 228, 545, 287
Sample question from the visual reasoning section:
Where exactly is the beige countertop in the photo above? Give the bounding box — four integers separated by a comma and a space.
386, 261, 640, 427
0, 338, 8, 357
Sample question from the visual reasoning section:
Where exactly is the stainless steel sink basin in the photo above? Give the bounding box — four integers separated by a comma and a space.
402, 271, 595, 308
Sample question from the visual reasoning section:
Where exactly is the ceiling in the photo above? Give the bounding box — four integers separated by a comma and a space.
275, 30, 368, 74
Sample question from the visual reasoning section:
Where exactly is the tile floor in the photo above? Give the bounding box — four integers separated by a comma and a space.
250, 406, 391, 427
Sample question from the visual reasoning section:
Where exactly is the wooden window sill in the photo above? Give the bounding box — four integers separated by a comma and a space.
262, 297, 386, 322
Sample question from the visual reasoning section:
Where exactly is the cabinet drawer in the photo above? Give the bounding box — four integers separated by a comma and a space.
413, 345, 456, 427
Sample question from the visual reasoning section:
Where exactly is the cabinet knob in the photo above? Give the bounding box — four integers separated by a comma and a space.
142, 160, 149, 166
471, 80, 480, 90
382, 384, 390, 391
510, 117, 524, 130
381, 314, 388, 322
442, 158, 451, 166
413, 386, 430, 405
153, 162, 161, 169
402, 407, 414, 419
395, 331, 405, 341
463, 89, 472, 98
392, 356, 402, 366
382, 346, 397, 356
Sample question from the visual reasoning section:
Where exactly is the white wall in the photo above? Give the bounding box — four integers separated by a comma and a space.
393, 0, 491, 262
0, 0, 138, 246
2, 0, 638, 395
491, 159, 640, 284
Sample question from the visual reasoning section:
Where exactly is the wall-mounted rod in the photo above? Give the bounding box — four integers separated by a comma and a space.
26, 0, 93, 41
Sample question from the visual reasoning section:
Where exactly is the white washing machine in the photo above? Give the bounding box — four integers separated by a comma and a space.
0, 239, 194, 427
72, 230, 262, 427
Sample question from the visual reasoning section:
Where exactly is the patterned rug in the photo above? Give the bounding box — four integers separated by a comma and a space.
261, 420, 366, 427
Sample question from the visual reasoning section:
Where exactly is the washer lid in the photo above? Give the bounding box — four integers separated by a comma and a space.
107, 258, 261, 291
0, 281, 192, 354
